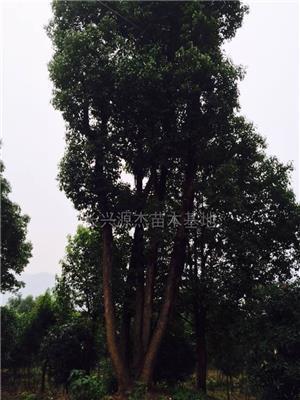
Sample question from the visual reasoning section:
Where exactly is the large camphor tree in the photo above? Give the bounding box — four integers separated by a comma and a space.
49, 0, 287, 393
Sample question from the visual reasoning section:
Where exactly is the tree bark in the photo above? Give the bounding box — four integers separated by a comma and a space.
142, 166, 167, 353
119, 308, 131, 369
194, 305, 207, 393
120, 171, 146, 372
102, 224, 131, 392
119, 226, 141, 369
142, 236, 159, 352
139, 166, 195, 384
193, 225, 208, 393
40, 360, 47, 394
132, 225, 145, 374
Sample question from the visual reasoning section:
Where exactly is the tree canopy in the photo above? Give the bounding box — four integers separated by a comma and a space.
46, 2, 300, 394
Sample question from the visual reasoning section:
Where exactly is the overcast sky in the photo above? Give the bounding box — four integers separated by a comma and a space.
1, 1, 299, 277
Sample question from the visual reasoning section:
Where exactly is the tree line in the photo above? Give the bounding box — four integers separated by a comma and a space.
2, 225, 300, 399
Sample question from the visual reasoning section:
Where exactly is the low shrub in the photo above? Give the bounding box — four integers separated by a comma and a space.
98, 358, 117, 395
19, 393, 38, 400
68, 370, 106, 400
128, 382, 147, 400
42, 320, 97, 387
172, 386, 205, 400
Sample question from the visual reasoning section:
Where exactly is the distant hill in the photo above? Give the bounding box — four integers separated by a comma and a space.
1, 272, 56, 304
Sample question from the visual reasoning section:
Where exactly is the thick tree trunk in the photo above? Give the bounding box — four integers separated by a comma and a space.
140, 230, 187, 384
194, 306, 207, 393
139, 167, 195, 384
226, 375, 231, 400
40, 360, 47, 394
119, 310, 131, 369
132, 225, 145, 374
102, 224, 131, 392
119, 227, 140, 368
192, 227, 208, 394
142, 237, 159, 352
142, 166, 166, 353
120, 170, 146, 371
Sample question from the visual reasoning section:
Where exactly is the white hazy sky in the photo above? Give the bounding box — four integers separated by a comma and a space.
1, 1, 299, 276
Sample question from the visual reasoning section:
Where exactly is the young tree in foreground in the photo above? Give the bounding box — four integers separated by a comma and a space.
1, 162, 32, 293
56, 225, 130, 322
48, 0, 249, 392
1, 292, 56, 392
56, 226, 103, 321
244, 282, 300, 400
42, 319, 98, 389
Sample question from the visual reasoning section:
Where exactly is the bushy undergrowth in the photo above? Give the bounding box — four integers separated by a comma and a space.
19, 393, 38, 400
68, 370, 106, 400
128, 383, 148, 400
68, 359, 117, 400
172, 385, 206, 400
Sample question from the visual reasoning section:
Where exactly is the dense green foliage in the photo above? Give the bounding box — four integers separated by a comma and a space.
245, 283, 300, 400
1, 162, 32, 292
42, 320, 97, 386
69, 371, 104, 400
55, 225, 102, 320
69, 369, 114, 400
55, 225, 130, 321
3, 264, 299, 399
1, 293, 55, 371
